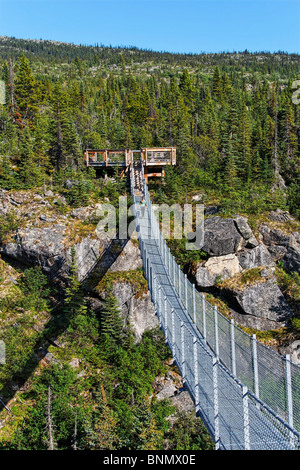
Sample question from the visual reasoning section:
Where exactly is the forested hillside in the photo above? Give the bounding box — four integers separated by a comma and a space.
0, 36, 300, 450
0, 35, 299, 217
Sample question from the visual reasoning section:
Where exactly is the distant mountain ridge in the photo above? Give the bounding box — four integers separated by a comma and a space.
0, 35, 299, 74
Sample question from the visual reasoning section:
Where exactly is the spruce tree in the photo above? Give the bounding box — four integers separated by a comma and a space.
14, 53, 39, 123
101, 289, 123, 344
64, 246, 87, 318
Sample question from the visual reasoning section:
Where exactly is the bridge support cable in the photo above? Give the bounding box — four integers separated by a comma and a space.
130, 164, 300, 450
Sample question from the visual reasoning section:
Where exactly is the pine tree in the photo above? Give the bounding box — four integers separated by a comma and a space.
74, 56, 83, 78
83, 401, 120, 450
64, 246, 87, 318
49, 84, 81, 169
280, 100, 298, 181
237, 98, 252, 182
14, 53, 39, 123
223, 138, 239, 191
101, 289, 123, 344
18, 126, 44, 187
212, 66, 223, 101
179, 68, 195, 105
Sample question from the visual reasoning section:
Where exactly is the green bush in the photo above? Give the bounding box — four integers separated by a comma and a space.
0, 213, 21, 243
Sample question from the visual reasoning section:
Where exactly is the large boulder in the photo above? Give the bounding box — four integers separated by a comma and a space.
226, 275, 293, 330
195, 253, 242, 287
234, 215, 258, 248
202, 216, 243, 256
237, 243, 275, 271
259, 223, 300, 273
110, 279, 158, 342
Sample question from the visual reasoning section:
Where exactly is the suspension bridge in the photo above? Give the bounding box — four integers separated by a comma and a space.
129, 160, 300, 451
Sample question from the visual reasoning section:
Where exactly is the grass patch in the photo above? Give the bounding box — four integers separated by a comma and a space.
96, 269, 148, 299
275, 267, 300, 317
220, 267, 268, 291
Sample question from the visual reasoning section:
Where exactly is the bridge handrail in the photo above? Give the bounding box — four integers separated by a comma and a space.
131, 166, 300, 449
142, 179, 300, 433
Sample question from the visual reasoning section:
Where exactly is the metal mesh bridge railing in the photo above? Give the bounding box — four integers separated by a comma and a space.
130, 163, 300, 450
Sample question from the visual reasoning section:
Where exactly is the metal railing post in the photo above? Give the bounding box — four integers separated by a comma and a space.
193, 336, 200, 413
242, 386, 250, 450
153, 275, 157, 309
171, 308, 175, 357
193, 283, 196, 324
252, 334, 259, 400
184, 274, 188, 311
202, 294, 207, 342
230, 319, 236, 376
213, 357, 220, 450
158, 285, 162, 327
173, 256, 176, 286
146, 257, 149, 284
149, 265, 153, 301
285, 354, 294, 439
181, 321, 186, 384
214, 306, 219, 359
164, 296, 168, 342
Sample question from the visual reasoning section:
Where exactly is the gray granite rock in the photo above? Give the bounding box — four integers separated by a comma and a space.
202, 216, 243, 256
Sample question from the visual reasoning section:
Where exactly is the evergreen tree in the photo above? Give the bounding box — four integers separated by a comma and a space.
14, 53, 39, 123
64, 246, 87, 318
49, 84, 81, 170
101, 289, 123, 344
18, 126, 44, 187
179, 68, 195, 105
212, 66, 223, 101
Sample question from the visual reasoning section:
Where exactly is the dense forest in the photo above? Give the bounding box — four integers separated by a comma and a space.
0, 36, 299, 217
0, 36, 300, 450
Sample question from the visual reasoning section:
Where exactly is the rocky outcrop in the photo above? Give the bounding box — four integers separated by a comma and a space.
237, 243, 275, 271
259, 222, 300, 274
0, 222, 109, 285
110, 280, 158, 342
268, 208, 294, 223
229, 275, 293, 330
194, 214, 268, 288
0, 188, 143, 284
0, 188, 156, 343
234, 215, 259, 248
152, 362, 194, 413
192, 211, 298, 331
195, 253, 242, 287
200, 214, 259, 257
201, 216, 243, 256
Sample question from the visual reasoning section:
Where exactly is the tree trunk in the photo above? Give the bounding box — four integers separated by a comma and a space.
47, 385, 55, 450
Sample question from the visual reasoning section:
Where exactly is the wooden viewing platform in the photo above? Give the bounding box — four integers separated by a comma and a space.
84, 147, 176, 181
